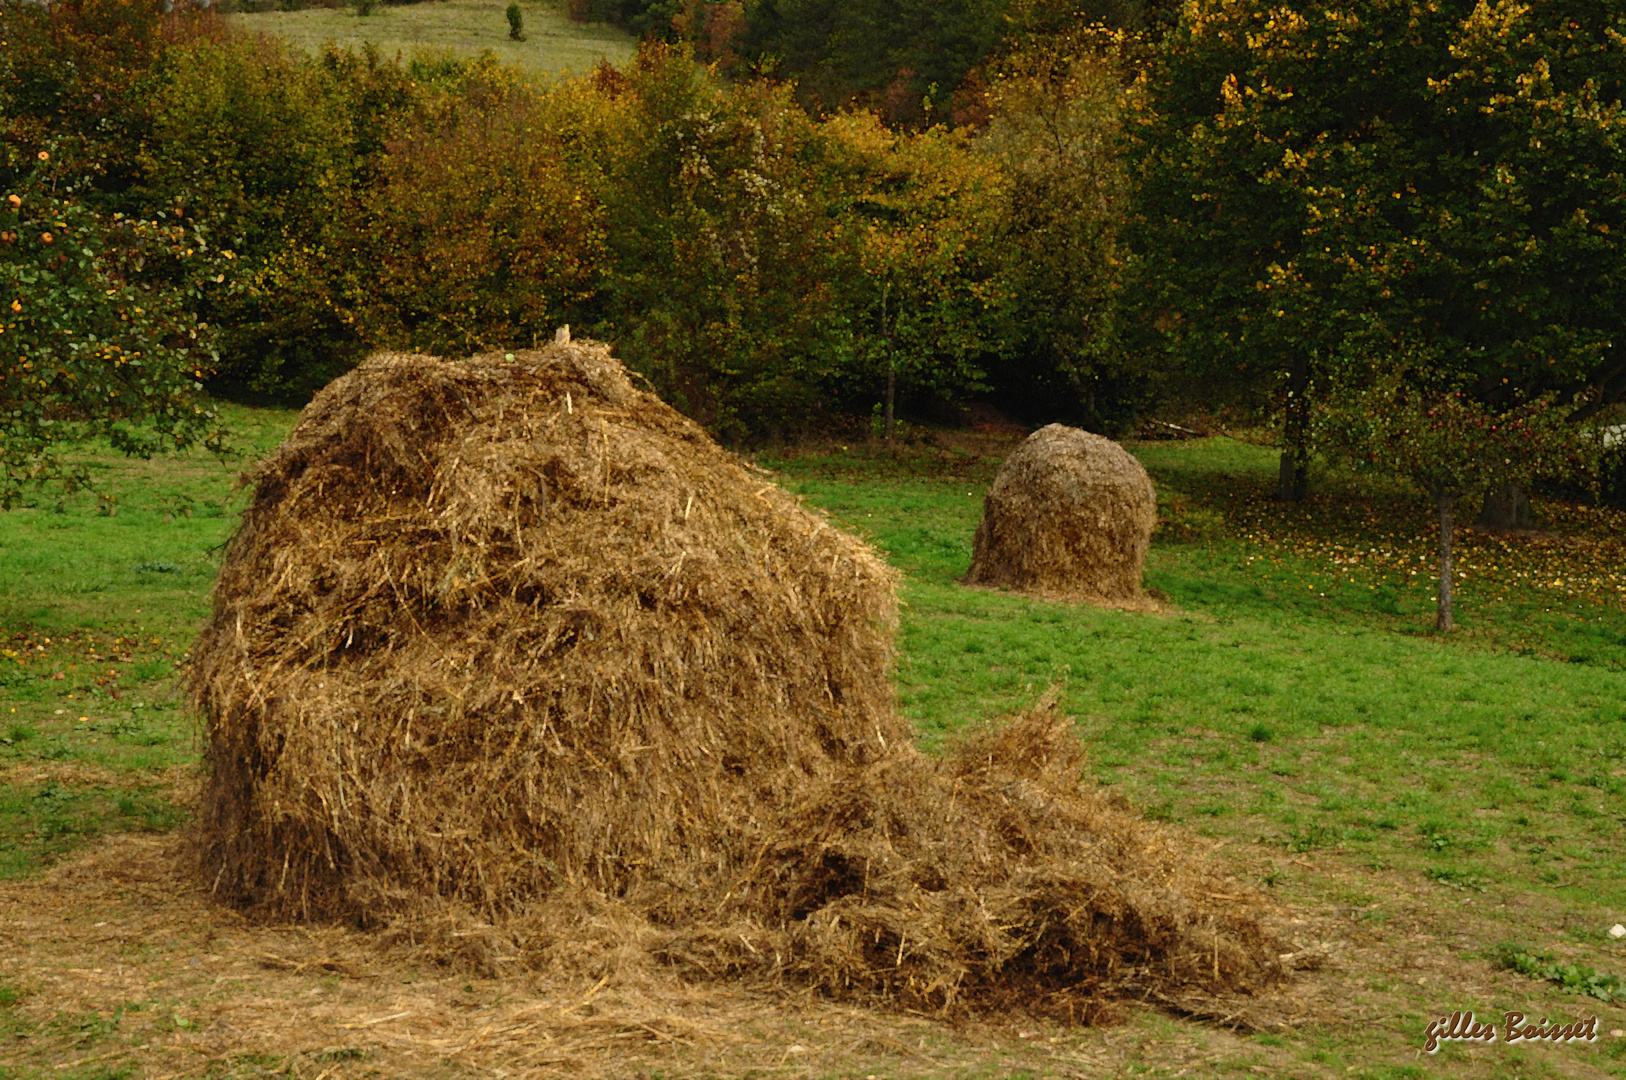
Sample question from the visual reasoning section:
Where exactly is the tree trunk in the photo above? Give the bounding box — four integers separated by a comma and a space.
1436, 493, 1455, 633
882, 280, 895, 442
1277, 357, 1310, 501
885, 357, 896, 442
1474, 482, 1532, 530
1277, 450, 1307, 502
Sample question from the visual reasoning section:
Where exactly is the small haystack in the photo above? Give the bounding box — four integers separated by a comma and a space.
964, 424, 1157, 606
193, 344, 1275, 1021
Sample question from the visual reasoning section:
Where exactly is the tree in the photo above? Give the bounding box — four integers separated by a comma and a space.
1127, 0, 1626, 499
980, 29, 1135, 430
1322, 373, 1601, 631
137, 33, 361, 397
1, 158, 228, 507
573, 44, 861, 441
836, 117, 1010, 439
346, 72, 605, 358
0, 0, 177, 202
736, 0, 1008, 126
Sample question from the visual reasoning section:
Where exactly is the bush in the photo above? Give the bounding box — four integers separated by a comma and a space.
138, 34, 367, 396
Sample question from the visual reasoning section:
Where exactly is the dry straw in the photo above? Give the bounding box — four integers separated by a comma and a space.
193, 343, 1275, 1021
963, 423, 1158, 607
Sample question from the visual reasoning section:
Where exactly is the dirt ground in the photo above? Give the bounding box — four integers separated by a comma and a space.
3, 825, 1624, 1079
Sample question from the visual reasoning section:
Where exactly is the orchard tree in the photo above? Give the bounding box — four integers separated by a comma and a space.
0, 0, 176, 199
1322, 371, 1602, 631
1127, 0, 1626, 500
1, 157, 228, 507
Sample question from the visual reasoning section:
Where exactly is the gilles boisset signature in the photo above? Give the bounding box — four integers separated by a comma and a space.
1424, 1011, 1598, 1053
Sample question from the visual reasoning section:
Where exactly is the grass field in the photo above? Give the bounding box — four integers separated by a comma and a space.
228, 0, 636, 77
2, 409, 1625, 1078
762, 435, 1626, 918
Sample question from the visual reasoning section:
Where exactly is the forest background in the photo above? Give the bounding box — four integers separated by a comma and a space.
2, 0, 1625, 516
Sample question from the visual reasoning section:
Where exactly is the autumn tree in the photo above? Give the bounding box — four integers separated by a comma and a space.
342, 71, 605, 359
827, 115, 1009, 438
0, 0, 176, 199
1127, 0, 1626, 500
736, 0, 1008, 126
980, 29, 1135, 429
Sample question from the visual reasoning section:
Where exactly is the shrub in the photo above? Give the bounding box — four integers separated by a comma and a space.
344, 74, 605, 357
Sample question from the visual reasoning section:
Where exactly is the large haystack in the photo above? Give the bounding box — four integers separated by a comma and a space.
193, 344, 1276, 1021
964, 424, 1157, 605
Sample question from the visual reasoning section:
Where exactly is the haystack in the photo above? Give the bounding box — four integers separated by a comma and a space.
964, 424, 1157, 605
193, 344, 1276, 1021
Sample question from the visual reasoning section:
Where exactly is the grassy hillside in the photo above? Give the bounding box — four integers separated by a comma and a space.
228, 0, 636, 76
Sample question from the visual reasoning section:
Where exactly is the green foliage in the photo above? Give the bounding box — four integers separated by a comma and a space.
346, 71, 604, 356
832, 112, 1010, 434
506, 2, 525, 40
737, 0, 1007, 126
981, 30, 1136, 428
0, 162, 228, 506
573, 0, 685, 40
0, 0, 177, 198
1127, 0, 1626, 465
138, 33, 363, 396
2, 6, 1121, 435
582, 45, 861, 438
1324, 383, 1600, 506
141, 34, 355, 245
1493, 943, 1625, 1002
449, 43, 1009, 440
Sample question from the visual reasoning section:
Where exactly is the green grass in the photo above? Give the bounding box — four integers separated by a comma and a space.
761, 437, 1626, 914
0, 402, 300, 877
5, 415, 1623, 906
229, 0, 636, 76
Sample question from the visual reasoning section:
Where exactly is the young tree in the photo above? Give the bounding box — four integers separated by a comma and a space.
980, 29, 1135, 429
1323, 373, 1601, 631
836, 117, 1010, 439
